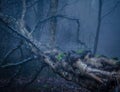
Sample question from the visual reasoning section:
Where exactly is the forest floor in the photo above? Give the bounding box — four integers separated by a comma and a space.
0, 77, 90, 92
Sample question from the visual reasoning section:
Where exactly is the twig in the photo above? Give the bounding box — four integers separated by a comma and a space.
58, 0, 79, 12
0, 56, 35, 68
32, 14, 87, 47
101, 1, 120, 19
1, 41, 23, 65
27, 0, 39, 9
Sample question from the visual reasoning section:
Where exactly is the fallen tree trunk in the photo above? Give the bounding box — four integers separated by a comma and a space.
44, 51, 120, 91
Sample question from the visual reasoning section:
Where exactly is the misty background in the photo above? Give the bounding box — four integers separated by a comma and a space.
0, 0, 120, 91
0, 0, 120, 58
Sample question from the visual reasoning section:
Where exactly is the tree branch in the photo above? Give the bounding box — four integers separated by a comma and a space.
0, 41, 23, 65
101, 0, 120, 19
26, 0, 39, 9
32, 14, 87, 47
0, 56, 35, 68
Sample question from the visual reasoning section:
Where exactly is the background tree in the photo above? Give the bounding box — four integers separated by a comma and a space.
49, 0, 58, 49
93, 0, 102, 55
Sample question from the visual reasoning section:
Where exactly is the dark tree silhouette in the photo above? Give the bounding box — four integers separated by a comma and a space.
93, 0, 102, 55
93, 0, 120, 55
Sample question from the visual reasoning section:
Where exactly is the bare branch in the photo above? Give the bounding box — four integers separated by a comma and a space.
32, 14, 87, 47
26, 0, 39, 9
101, 1, 120, 19
0, 41, 23, 65
58, 0, 79, 12
0, 56, 35, 68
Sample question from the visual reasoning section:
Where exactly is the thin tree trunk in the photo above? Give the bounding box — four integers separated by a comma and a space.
93, 0, 102, 55
49, 0, 58, 49
0, 0, 2, 12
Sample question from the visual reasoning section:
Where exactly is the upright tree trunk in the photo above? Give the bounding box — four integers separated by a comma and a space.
0, 0, 2, 12
93, 0, 102, 55
49, 0, 58, 49
37, 0, 43, 18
